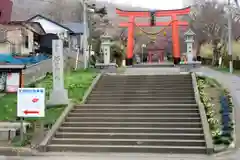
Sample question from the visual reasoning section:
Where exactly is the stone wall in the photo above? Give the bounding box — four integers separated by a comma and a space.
23, 53, 84, 86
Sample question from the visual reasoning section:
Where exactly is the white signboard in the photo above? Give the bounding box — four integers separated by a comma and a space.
6, 73, 20, 92
17, 88, 45, 117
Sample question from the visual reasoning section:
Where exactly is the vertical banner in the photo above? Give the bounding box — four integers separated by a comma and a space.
0, 72, 7, 92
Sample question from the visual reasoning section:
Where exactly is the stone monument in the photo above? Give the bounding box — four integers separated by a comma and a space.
184, 29, 195, 63
101, 34, 112, 65
48, 40, 69, 105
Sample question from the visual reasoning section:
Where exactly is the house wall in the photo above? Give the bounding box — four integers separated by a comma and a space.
21, 29, 34, 55
0, 42, 11, 54
0, 0, 12, 23
70, 35, 81, 49
4, 29, 34, 55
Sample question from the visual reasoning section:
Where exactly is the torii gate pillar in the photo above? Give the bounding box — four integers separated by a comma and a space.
126, 16, 135, 65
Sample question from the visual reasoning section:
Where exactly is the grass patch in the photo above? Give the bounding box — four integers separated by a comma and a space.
197, 76, 234, 151
0, 69, 97, 146
5, 69, 96, 146
0, 69, 97, 122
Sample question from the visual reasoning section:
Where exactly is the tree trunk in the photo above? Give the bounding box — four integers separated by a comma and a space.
196, 41, 203, 61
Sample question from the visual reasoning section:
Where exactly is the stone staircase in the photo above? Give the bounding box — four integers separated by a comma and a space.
46, 74, 207, 154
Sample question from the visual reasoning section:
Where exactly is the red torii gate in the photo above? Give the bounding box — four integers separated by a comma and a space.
116, 7, 190, 65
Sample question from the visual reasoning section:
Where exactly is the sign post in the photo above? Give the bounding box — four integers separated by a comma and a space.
17, 88, 45, 142
48, 40, 68, 105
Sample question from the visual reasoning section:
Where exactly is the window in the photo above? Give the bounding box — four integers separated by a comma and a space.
24, 36, 29, 48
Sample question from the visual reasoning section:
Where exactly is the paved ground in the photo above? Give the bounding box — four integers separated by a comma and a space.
0, 150, 239, 160
1, 66, 240, 160
0, 153, 225, 160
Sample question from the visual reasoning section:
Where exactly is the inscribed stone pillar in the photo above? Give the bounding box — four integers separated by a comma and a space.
48, 40, 69, 105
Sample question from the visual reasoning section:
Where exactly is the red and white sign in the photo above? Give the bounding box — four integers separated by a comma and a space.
6, 73, 20, 92
17, 88, 45, 118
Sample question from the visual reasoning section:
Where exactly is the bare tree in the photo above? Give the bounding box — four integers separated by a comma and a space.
187, 0, 228, 64
45, 0, 83, 23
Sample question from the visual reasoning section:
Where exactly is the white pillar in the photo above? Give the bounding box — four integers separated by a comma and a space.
184, 29, 195, 63
103, 45, 110, 65
122, 60, 126, 66
101, 34, 112, 65
187, 42, 193, 63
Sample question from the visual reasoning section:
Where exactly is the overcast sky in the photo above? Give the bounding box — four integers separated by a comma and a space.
97, 0, 238, 9
99, 0, 184, 9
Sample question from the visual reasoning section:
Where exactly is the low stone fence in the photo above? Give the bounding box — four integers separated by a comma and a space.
23, 53, 83, 86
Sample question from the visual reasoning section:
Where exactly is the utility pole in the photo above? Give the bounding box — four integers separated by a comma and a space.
83, 0, 89, 69
228, 0, 233, 73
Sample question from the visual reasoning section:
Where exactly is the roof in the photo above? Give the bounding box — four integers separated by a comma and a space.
62, 22, 84, 34
0, 64, 26, 69
0, 21, 46, 35
27, 14, 74, 33
184, 29, 195, 35
8, 21, 46, 35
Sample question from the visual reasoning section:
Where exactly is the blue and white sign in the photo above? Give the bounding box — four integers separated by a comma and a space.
17, 88, 45, 117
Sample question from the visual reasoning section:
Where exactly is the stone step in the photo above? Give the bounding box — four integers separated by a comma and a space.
95, 83, 193, 86
100, 75, 192, 79
95, 87, 194, 90
71, 108, 199, 114
86, 99, 196, 104
92, 87, 194, 93
87, 96, 195, 101
98, 81, 192, 84
96, 83, 193, 87
55, 132, 204, 140
46, 144, 206, 154
68, 112, 200, 118
96, 82, 192, 86
96, 80, 193, 85
58, 127, 203, 134
62, 122, 202, 128
51, 138, 206, 146
90, 90, 194, 94
94, 86, 194, 90
74, 103, 198, 108
88, 92, 195, 97
65, 117, 201, 123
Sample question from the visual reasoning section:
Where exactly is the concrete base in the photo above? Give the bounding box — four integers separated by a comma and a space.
0, 122, 30, 141
176, 62, 202, 72
133, 63, 174, 68
95, 63, 117, 73
173, 57, 181, 65
0, 128, 16, 141
126, 58, 133, 66
48, 89, 69, 106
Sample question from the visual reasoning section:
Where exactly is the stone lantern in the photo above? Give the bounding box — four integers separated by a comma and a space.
101, 33, 112, 65
184, 29, 195, 62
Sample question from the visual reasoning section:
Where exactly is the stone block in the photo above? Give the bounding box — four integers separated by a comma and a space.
48, 89, 69, 105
